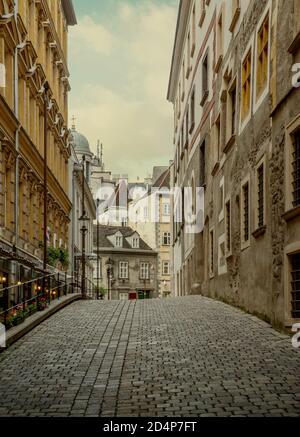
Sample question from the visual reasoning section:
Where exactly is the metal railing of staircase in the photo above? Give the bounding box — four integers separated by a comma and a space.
0, 272, 76, 330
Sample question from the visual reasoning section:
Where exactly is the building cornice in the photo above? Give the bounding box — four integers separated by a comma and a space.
167, 0, 192, 103
61, 0, 77, 26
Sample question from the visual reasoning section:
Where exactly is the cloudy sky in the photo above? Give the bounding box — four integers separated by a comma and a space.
69, 0, 178, 180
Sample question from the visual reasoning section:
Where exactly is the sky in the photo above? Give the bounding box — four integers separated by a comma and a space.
69, 0, 178, 180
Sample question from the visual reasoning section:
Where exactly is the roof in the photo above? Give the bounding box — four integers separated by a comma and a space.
152, 167, 171, 189
94, 225, 154, 252
70, 128, 92, 155
152, 166, 168, 183
61, 0, 77, 26
167, 0, 192, 102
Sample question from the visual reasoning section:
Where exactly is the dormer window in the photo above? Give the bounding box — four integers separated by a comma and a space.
132, 237, 139, 248
116, 236, 123, 247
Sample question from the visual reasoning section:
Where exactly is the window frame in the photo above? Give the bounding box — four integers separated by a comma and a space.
254, 7, 271, 113
163, 232, 171, 246
241, 176, 251, 250
225, 196, 232, 257
140, 262, 150, 280
162, 261, 170, 276
254, 156, 267, 233
119, 261, 129, 280
284, 114, 300, 220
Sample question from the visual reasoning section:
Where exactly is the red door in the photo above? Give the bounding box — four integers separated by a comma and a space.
129, 292, 137, 300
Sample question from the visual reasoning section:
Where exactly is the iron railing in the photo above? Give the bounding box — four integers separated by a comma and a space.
0, 272, 75, 330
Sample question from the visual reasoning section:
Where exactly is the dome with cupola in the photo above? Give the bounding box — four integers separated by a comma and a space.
69, 118, 93, 157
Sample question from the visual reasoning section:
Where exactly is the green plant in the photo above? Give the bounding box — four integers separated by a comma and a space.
47, 246, 69, 270
58, 248, 69, 269
47, 246, 61, 267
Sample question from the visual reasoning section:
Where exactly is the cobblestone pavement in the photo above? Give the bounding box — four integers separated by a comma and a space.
0, 296, 300, 417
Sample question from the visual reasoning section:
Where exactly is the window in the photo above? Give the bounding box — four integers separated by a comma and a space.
241, 50, 252, 120
163, 203, 170, 216
140, 262, 150, 280
292, 132, 300, 207
116, 236, 122, 247
228, 81, 237, 137
229, 0, 240, 33
218, 235, 227, 276
199, 0, 206, 27
257, 163, 265, 227
256, 15, 269, 99
200, 140, 206, 187
219, 177, 224, 222
162, 261, 170, 276
132, 237, 139, 248
215, 8, 223, 71
201, 52, 209, 106
185, 109, 189, 147
190, 88, 195, 132
242, 181, 250, 244
181, 61, 185, 100
225, 199, 231, 254
119, 261, 129, 279
186, 32, 191, 78
291, 253, 300, 318
191, 5, 196, 56
209, 229, 214, 277
163, 232, 171, 245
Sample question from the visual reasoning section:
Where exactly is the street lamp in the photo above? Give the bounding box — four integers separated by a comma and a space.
96, 198, 100, 300
106, 258, 113, 300
79, 155, 90, 299
43, 81, 50, 298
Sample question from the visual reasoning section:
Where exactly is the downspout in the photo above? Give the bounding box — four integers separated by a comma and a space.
13, 0, 20, 276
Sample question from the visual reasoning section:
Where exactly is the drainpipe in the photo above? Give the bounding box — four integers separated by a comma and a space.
13, 0, 20, 290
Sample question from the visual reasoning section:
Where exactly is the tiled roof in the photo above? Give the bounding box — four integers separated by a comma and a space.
94, 225, 154, 251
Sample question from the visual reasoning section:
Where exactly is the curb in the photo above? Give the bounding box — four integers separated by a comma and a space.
1, 293, 82, 350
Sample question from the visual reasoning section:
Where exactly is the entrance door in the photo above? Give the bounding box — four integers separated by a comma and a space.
129, 292, 137, 300
138, 291, 150, 300
119, 292, 128, 301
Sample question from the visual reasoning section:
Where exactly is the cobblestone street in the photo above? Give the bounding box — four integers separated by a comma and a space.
0, 296, 300, 417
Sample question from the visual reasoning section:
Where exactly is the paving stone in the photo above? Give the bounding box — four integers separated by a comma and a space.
0, 297, 300, 417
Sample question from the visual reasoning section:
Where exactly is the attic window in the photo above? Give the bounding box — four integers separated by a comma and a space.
132, 237, 139, 248
116, 236, 123, 247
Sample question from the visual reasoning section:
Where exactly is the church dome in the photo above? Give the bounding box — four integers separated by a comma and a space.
70, 128, 92, 156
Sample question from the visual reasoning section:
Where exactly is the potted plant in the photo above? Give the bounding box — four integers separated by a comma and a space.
37, 296, 48, 311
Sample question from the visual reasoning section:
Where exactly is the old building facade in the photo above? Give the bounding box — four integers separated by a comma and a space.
68, 125, 96, 291
94, 225, 158, 301
0, 0, 76, 303
168, 0, 300, 328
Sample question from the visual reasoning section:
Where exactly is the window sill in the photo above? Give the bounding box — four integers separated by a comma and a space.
223, 134, 236, 154
191, 43, 195, 58
288, 30, 300, 54
211, 161, 220, 176
229, 8, 241, 33
199, 10, 206, 28
252, 225, 266, 239
200, 90, 209, 107
282, 205, 300, 222
214, 55, 223, 73
225, 252, 233, 260
189, 121, 195, 134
